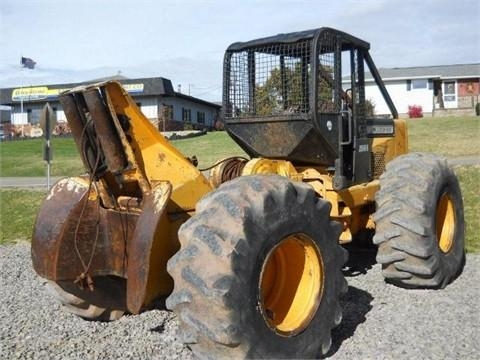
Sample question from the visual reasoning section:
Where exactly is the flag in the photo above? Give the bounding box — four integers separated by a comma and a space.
21, 56, 36, 69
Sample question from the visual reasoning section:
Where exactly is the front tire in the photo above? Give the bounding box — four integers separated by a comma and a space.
373, 153, 465, 288
166, 175, 347, 359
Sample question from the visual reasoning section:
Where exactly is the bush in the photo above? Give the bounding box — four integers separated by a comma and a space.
408, 105, 423, 118
215, 120, 225, 131
365, 99, 376, 116
475, 102, 480, 116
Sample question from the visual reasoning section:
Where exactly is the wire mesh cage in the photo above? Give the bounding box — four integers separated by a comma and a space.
222, 27, 399, 182
225, 40, 312, 120
317, 32, 338, 114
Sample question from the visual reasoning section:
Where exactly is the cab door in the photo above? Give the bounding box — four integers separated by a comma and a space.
314, 31, 371, 189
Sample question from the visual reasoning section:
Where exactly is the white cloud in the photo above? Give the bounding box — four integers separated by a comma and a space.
0, 0, 478, 103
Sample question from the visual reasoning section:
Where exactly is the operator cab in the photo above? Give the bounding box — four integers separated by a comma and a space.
223, 27, 398, 189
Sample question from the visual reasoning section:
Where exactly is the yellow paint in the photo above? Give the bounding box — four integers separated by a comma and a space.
64, 81, 411, 308
372, 119, 408, 166
103, 82, 212, 212
260, 234, 323, 335
241, 158, 301, 180
12, 87, 49, 101
250, 160, 384, 240
60, 81, 213, 306
338, 181, 380, 208
436, 193, 456, 253
11, 83, 145, 101
240, 159, 381, 242
144, 204, 174, 303
101, 82, 212, 302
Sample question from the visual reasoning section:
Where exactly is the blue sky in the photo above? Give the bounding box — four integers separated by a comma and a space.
1, 0, 479, 101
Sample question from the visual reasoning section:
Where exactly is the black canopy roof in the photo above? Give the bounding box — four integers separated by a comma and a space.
226, 27, 370, 53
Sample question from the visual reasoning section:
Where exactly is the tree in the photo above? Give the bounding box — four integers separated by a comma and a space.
254, 63, 306, 116
250, 60, 337, 116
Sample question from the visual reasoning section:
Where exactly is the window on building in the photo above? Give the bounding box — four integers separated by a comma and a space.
51, 107, 58, 122
27, 108, 42, 124
443, 81, 456, 102
407, 79, 428, 91
182, 108, 191, 122
197, 111, 205, 124
412, 79, 427, 89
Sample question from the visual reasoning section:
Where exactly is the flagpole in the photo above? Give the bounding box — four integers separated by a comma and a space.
21, 56, 49, 189
20, 65, 24, 125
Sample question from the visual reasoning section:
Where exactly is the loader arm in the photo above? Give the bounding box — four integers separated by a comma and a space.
32, 81, 212, 314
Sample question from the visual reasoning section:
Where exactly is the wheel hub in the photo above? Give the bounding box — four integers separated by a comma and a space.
259, 233, 324, 336
436, 192, 456, 253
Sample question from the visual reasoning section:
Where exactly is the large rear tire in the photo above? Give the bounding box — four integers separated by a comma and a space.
373, 153, 465, 288
166, 175, 347, 359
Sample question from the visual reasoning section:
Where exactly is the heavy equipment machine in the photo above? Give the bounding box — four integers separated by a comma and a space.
32, 27, 465, 358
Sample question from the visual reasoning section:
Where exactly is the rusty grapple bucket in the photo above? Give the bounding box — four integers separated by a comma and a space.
32, 177, 171, 314
32, 81, 211, 315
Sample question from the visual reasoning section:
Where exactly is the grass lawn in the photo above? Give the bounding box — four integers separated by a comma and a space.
1, 116, 478, 176
0, 137, 84, 177
171, 132, 247, 169
0, 133, 246, 177
1, 166, 477, 251
0, 116, 479, 251
0, 189, 46, 243
455, 165, 480, 253
407, 116, 480, 157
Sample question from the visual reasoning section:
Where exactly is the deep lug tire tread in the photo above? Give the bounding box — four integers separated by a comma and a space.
373, 153, 465, 289
166, 175, 347, 359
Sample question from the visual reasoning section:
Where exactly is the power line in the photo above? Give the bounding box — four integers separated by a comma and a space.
192, 86, 223, 97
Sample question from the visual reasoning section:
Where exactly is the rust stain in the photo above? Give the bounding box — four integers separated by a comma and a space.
126, 181, 172, 313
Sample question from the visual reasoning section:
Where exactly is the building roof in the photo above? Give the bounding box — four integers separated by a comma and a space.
368, 63, 480, 81
174, 92, 221, 109
86, 74, 129, 82
0, 77, 220, 109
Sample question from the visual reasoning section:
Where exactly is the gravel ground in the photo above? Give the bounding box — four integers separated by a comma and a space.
1, 242, 479, 359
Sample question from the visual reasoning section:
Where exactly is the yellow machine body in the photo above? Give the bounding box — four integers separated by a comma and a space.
32, 81, 212, 314
236, 120, 407, 242
32, 81, 407, 314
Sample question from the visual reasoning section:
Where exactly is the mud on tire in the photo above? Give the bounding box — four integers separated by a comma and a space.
166, 175, 347, 359
373, 153, 465, 289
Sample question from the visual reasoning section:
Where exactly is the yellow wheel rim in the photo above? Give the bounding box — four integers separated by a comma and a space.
436, 192, 455, 253
259, 233, 324, 336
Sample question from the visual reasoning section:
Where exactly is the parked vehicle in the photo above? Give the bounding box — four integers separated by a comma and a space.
32, 27, 465, 359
